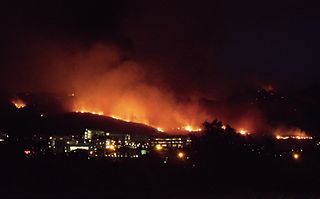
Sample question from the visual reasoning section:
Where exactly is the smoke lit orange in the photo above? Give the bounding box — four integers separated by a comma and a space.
11, 99, 27, 109
274, 127, 313, 140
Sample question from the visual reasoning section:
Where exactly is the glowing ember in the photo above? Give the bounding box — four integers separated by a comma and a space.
239, 129, 248, 135
110, 115, 121, 120
75, 110, 103, 115
157, 127, 164, 132
11, 99, 27, 109
184, 125, 193, 132
275, 135, 312, 140
184, 125, 202, 132
221, 125, 226, 130
274, 127, 312, 140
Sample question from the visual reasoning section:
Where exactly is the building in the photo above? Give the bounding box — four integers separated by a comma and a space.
151, 136, 192, 149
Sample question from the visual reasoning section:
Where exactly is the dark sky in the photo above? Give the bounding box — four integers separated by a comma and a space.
0, 0, 319, 98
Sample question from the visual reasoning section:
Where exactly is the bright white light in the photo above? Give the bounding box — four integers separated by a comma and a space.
69, 146, 89, 151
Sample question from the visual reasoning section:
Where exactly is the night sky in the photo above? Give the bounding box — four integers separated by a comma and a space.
0, 0, 319, 132
0, 0, 319, 95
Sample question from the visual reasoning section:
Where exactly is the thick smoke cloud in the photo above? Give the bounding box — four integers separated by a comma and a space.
0, 1, 319, 133
58, 43, 210, 130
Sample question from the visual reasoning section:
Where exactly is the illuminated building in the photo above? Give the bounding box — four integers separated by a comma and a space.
49, 136, 68, 154
151, 136, 192, 149
32, 129, 151, 159
84, 129, 110, 141
68, 145, 89, 151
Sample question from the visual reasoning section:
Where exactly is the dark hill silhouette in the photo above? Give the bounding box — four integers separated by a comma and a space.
39, 112, 159, 137
0, 109, 159, 137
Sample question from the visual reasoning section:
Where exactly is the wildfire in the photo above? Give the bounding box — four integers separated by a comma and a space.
275, 135, 313, 140
274, 127, 313, 140
110, 115, 121, 120
73, 108, 204, 133
157, 127, 164, 132
183, 125, 202, 132
75, 110, 103, 115
11, 99, 27, 109
238, 129, 249, 136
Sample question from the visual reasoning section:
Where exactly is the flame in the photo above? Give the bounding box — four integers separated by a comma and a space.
75, 109, 103, 115
275, 135, 312, 140
183, 125, 201, 132
274, 127, 313, 140
238, 129, 249, 136
184, 125, 193, 132
11, 99, 27, 109
73, 107, 203, 133
157, 127, 164, 132
57, 44, 212, 133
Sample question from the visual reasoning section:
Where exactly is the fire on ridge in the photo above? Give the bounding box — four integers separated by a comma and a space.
11, 98, 27, 109
73, 108, 203, 133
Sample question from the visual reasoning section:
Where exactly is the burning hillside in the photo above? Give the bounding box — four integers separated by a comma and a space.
11, 98, 27, 109
61, 44, 211, 133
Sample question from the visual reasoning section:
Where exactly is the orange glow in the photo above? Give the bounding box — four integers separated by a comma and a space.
221, 125, 226, 130
274, 127, 313, 140
184, 125, 193, 132
293, 153, 300, 160
69, 56, 210, 134
73, 107, 203, 133
75, 109, 103, 115
177, 152, 185, 159
239, 129, 248, 135
11, 99, 27, 109
155, 144, 162, 151
184, 125, 202, 132
275, 135, 312, 140
157, 127, 164, 132
110, 115, 121, 120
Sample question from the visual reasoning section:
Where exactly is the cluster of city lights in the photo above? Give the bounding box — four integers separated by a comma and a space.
154, 144, 186, 160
